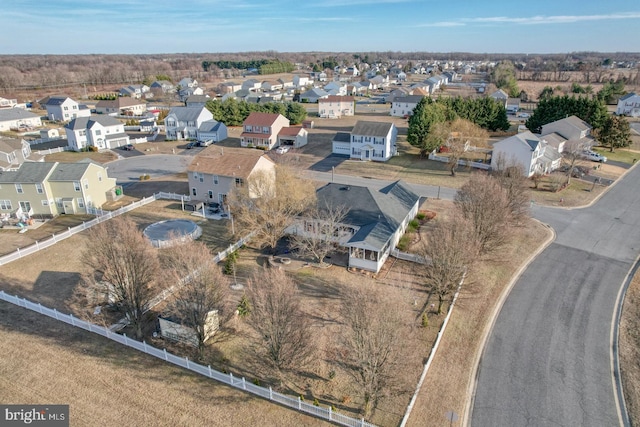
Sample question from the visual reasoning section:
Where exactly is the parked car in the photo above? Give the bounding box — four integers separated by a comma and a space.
121, 144, 134, 151
186, 141, 198, 149
198, 139, 213, 147
559, 164, 591, 178
275, 146, 290, 154
517, 112, 530, 119
583, 150, 607, 163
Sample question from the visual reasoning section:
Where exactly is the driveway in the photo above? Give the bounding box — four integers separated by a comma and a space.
471, 164, 640, 427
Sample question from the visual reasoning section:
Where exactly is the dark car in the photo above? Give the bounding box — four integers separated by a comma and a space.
186, 141, 198, 149
122, 144, 134, 151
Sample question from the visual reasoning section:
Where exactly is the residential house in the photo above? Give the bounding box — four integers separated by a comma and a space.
278, 126, 308, 148
261, 80, 283, 92
368, 75, 389, 90
65, 116, 130, 151
187, 146, 275, 206
158, 310, 219, 347
332, 120, 398, 162
300, 88, 329, 103
277, 78, 295, 89
324, 82, 347, 96
293, 74, 312, 88
185, 95, 210, 108
240, 112, 290, 150
218, 82, 242, 94
118, 84, 150, 99
318, 96, 355, 118
178, 86, 204, 102
0, 161, 117, 219
178, 78, 198, 89
489, 89, 508, 108
0, 97, 18, 109
506, 98, 521, 114
490, 131, 561, 177
94, 97, 147, 116
390, 95, 424, 117
198, 119, 228, 143
616, 93, 640, 117
540, 115, 594, 147
149, 80, 175, 97
165, 106, 214, 141
287, 181, 420, 273
397, 71, 407, 82
0, 137, 44, 171
42, 96, 91, 122
0, 109, 42, 132
242, 79, 262, 92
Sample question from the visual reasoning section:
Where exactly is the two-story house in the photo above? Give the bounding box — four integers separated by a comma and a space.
42, 96, 91, 122
318, 96, 355, 119
187, 147, 275, 207
332, 121, 398, 162
0, 137, 44, 171
119, 84, 151, 99
616, 93, 640, 117
287, 181, 420, 273
0, 109, 42, 132
65, 116, 130, 151
490, 131, 561, 177
390, 95, 424, 118
0, 161, 117, 219
165, 106, 214, 141
149, 80, 175, 97
240, 112, 290, 150
94, 97, 147, 116
540, 115, 594, 146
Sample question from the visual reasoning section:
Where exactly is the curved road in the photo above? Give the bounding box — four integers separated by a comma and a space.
471, 164, 640, 426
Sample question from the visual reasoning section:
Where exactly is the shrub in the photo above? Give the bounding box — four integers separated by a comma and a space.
252, 378, 261, 386
421, 312, 429, 327
236, 294, 251, 317
397, 234, 412, 251
416, 212, 426, 221
313, 398, 320, 407
408, 219, 420, 231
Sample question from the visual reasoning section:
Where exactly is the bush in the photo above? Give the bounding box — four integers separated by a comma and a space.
416, 212, 426, 221
313, 398, 320, 407
408, 219, 420, 231
421, 312, 429, 327
397, 234, 412, 251
236, 294, 250, 317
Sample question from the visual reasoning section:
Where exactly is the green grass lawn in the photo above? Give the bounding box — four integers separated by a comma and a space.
592, 147, 639, 164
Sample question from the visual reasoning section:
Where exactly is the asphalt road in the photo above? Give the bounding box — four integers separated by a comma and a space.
471, 164, 640, 427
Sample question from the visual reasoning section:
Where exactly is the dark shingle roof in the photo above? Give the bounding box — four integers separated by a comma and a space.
351, 121, 394, 137
48, 162, 92, 181
0, 162, 57, 183
316, 181, 419, 249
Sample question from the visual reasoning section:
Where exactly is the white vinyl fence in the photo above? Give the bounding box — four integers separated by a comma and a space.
428, 151, 491, 171
35, 146, 73, 155
0, 291, 375, 427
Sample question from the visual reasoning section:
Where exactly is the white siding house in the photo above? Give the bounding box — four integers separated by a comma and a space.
65, 116, 130, 150
616, 93, 640, 117
333, 121, 398, 162
165, 106, 214, 141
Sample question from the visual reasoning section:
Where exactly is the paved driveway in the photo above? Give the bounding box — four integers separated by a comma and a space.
471, 164, 640, 427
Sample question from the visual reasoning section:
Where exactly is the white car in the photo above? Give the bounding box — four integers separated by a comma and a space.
275, 146, 290, 154
583, 150, 607, 163
517, 112, 530, 119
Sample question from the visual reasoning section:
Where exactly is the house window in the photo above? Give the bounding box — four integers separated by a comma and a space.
77, 198, 85, 208
192, 188, 197, 196
73, 181, 81, 192
0, 200, 12, 210
98, 172, 102, 182
19, 201, 31, 212
55, 198, 63, 208
15, 184, 23, 194
193, 172, 199, 179
41, 200, 49, 206
199, 174, 203, 183
83, 179, 89, 189
35, 183, 43, 194
213, 175, 219, 185
208, 190, 213, 199
235, 178, 243, 187
64, 106, 69, 111
262, 127, 269, 134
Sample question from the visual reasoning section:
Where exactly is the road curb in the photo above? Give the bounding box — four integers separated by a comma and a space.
463, 219, 556, 427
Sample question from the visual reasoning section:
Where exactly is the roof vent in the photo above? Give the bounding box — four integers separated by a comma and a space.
340, 186, 350, 191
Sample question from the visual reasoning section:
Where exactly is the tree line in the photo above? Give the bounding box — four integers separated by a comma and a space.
204, 98, 307, 126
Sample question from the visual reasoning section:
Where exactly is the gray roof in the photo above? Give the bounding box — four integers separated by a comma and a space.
65, 115, 122, 130
333, 132, 351, 143
168, 106, 210, 122
48, 162, 92, 181
185, 95, 209, 104
316, 181, 420, 250
619, 92, 637, 101
0, 162, 57, 183
0, 136, 24, 153
199, 120, 224, 132
43, 96, 71, 106
0, 109, 41, 122
301, 88, 328, 98
351, 121, 394, 137
392, 95, 424, 104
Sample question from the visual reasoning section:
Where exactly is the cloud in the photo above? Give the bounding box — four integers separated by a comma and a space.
419, 11, 640, 27
313, 0, 409, 6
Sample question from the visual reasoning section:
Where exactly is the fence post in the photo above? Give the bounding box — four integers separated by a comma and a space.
123, 333, 128, 345
164, 348, 168, 361
328, 405, 332, 421
185, 357, 190, 369
242, 377, 246, 390
230, 372, 233, 385
298, 396, 302, 410
38, 303, 43, 314
53, 308, 59, 320
82, 221, 86, 229
16, 248, 20, 258
36, 241, 39, 250
208, 365, 212, 377
69, 313, 75, 326
52, 233, 56, 243
269, 386, 273, 400
143, 341, 147, 352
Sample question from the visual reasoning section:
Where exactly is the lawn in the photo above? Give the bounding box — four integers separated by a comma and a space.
44, 150, 118, 164
592, 147, 640, 164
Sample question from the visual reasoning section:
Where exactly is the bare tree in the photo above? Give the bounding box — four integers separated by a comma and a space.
227, 165, 316, 254
84, 216, 160, 339
291, 204, 349, 265
162, 239, 230, 360
562, 139, 589, 185
493, 166, 530, 226
339, 288, 406, 418
246, 268, 315, 384
419, 214, 479, 314
454, 173, 513, 254
429, 118, 489, 176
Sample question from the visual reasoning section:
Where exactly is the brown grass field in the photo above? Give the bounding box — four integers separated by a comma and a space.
619, 267, 640, 427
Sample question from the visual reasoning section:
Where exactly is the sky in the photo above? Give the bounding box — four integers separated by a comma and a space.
1, 0, 639, 55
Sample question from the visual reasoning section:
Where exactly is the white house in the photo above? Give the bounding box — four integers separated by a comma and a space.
332, 121, 398, 162
0, 109, 42, 132
42, 96, 91, 122
323, 82, 347, 96
318, 96, 355, 118
198, 120, 228, 143
616, 93, 640, 117
390, 95, 424, 117
278, 126, 308, 148
293, 75, 312, 88
300, 88, 328, 103
491, 131, 561, 177
540, 115, 594, 146
94, 97, 147, 116
489, 89, 509, 108
119, 84, 150, 99
287, 181, 421, 273
64, 116, 130, 151
165, 106, 214, 141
